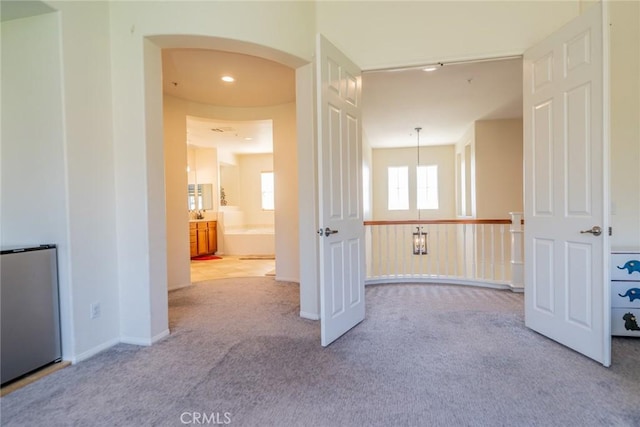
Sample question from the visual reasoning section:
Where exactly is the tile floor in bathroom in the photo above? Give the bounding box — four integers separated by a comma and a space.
189, 255, 275, 282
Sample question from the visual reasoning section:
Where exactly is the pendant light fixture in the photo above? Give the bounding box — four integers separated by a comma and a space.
413, 226, 427, 255
413, 127, 428, 255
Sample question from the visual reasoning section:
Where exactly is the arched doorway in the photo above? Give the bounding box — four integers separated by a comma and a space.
142, 35, 312, 340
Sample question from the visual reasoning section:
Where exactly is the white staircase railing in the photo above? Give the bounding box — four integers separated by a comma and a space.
364, 214, 524, 292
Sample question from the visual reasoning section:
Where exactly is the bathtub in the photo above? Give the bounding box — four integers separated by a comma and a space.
220, 227, 275, 256
218, 207, 275, 255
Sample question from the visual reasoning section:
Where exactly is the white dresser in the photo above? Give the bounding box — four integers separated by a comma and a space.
611, 249, 640, 337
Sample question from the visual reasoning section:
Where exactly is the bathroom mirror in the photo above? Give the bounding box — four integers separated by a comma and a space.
188, 183, 214, 210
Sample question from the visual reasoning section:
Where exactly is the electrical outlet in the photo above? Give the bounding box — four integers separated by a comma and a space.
90, 303, 101, 319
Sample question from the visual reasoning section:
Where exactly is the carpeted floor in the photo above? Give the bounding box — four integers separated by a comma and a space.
1, 278, 639, 426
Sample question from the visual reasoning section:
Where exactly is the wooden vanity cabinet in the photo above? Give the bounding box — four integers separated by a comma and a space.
190, 221, 217, 258
189, 223, 198, 257
206, 221, 217, 254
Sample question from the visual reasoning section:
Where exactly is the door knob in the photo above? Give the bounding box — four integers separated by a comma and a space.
317, 227, 339, 237
580, 226, 602, 236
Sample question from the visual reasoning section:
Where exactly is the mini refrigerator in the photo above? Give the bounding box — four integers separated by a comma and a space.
1, 244, 62, 384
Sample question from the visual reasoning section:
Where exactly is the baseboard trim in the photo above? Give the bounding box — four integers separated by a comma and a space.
120, 329, 170, 347
72, 337, 120, 363
300, 311, 320, 320
72, 329, 171, 363
168, 282, 192, 292
275, 276, 299, 283
151, 328, 171, 343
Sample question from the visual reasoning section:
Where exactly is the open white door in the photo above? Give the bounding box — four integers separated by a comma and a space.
524, 3, 610, 365
316, 35, 365, 346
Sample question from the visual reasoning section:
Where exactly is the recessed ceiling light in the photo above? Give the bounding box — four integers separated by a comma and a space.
221, 75, 235, 83
244, 137, 253, 141
423, 66, 438, 72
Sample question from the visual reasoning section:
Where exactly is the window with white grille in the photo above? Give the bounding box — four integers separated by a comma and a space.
261, 172, 274, 210
416, 165, 439, 210
388, 166, 409, 210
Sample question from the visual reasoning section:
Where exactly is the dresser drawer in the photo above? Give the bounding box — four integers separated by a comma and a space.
611, 308, 640, 337
611, 253, 640, 281
611, 282, 640, 308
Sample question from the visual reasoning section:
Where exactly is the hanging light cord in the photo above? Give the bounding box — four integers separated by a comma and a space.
415, 127, 422, 223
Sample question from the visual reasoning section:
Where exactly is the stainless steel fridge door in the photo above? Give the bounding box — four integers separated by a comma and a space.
1, 246, 62, 384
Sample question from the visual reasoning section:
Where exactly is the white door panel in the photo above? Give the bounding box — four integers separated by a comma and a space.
317, 35, 365, 346
524, 3, 610, 365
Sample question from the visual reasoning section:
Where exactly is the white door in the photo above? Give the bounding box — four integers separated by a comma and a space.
316, 35, 365, 346
524, 3, 610, 366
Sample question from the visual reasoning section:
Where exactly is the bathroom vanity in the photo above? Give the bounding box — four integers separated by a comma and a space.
190, 220, 217, 258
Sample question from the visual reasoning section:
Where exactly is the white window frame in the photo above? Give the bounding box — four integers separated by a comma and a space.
416, 165, 439, 210
388, 166, 409, 211
261, 171, 274, 210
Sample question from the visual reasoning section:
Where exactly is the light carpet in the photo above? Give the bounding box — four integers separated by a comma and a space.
1, 278, 639, 426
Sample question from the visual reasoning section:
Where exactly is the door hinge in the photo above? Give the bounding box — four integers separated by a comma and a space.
608, 226, 612, 236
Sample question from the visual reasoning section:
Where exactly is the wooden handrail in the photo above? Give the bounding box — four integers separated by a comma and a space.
364, 219, 513, 226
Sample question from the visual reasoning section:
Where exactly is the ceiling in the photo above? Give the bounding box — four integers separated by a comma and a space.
363, 58, 523, 147
163, 49, 293, 154
162, 49, 523, 151
163, 49, 295, 108
186, 116, 273, 154
0, 0, 55, 22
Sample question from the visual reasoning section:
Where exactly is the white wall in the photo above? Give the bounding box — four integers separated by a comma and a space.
143, 38, 170, 346
296, 64, 319, 319
3, 1, 121, 362
315, 1, 580, 70
271, 102, 301, 283
164, 95, 190, 291
238, 154, 275, 228
609, 0, 640, 249
362, 135, 373, 222
1, 12, 72, 358
186, 147, 196, 186
372, 145, 456, 220
220, 163, 240, 207
474, 119, 523, 218
64, 1, 120, 358
454, 119, 523, 219
455, 125, 476, 217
